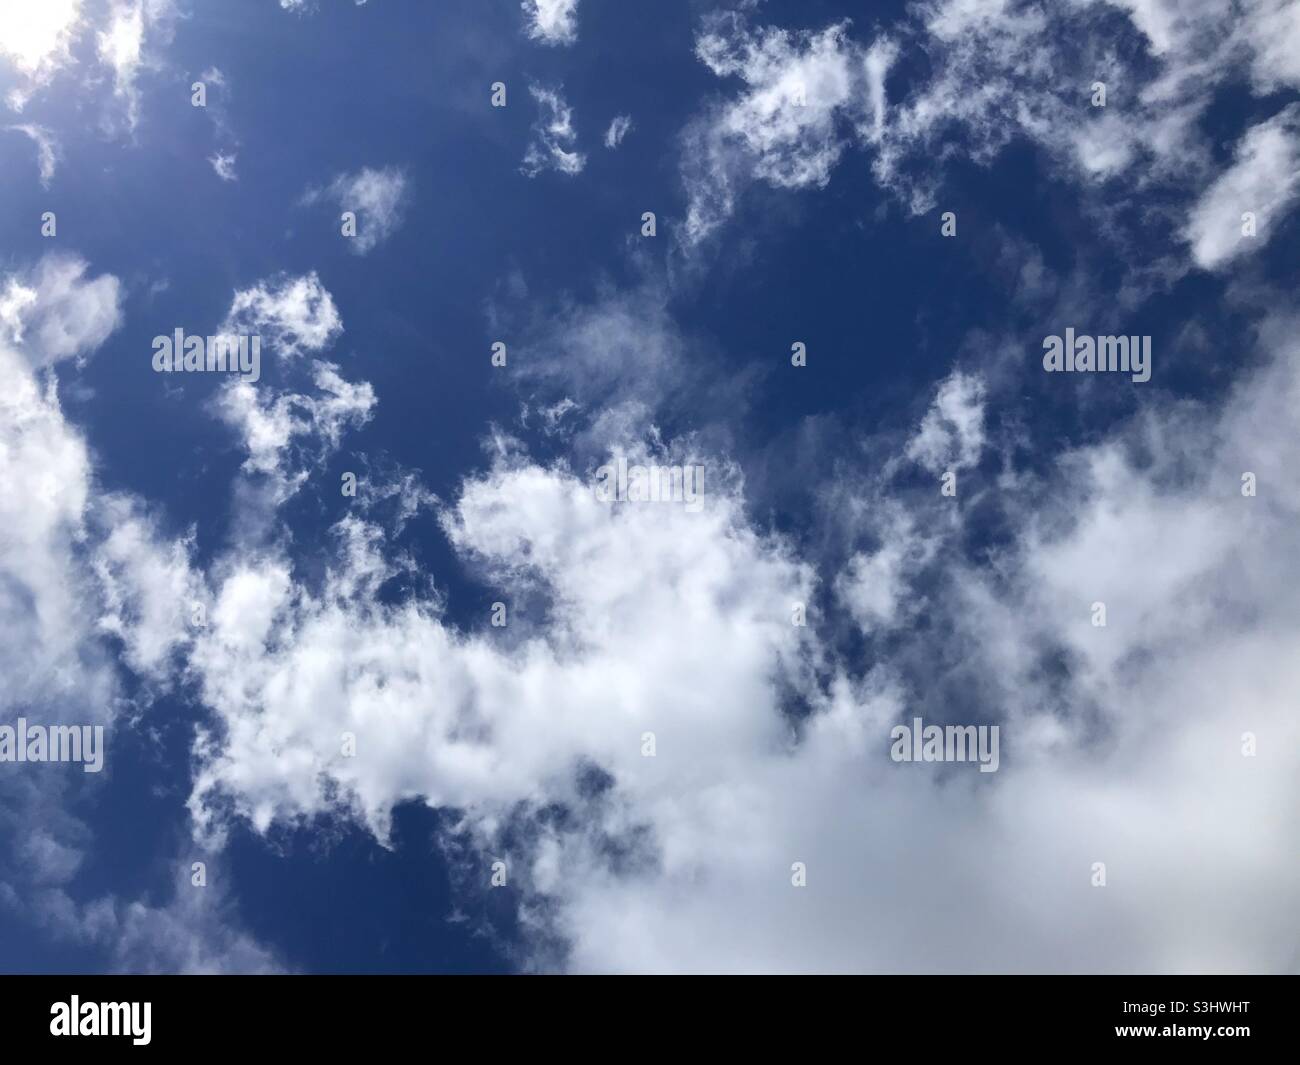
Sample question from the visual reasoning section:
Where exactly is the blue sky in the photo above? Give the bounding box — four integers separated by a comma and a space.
0, 0, 1297, 974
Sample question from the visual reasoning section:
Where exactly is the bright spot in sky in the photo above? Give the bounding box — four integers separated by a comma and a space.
0, 0, 83, 75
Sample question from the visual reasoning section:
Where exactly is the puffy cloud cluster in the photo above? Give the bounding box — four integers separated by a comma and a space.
0, 252, 283, 972
682, 12, 896, 243
0, 254, 121, 369
522, 0, 580, 46
214, 361, 375, 504
681, 0, 1300, 272
219, 271, 343, 359
171, 273, 1300, 972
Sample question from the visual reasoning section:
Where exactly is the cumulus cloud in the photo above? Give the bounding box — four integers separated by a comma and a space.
0, 254, 169, 715
522, 0, 579, 46
157, 257, 1299, 972
185, 445, 812, 845
680, 0, 1300, 263
5, 0, 1296, 974
301, 166, 409, 254
214, 360, 376, 502
547, 312, 1300, 972
219, 271, 343, 359
0, 327, 108, 721
681, 12, 897, 243
0, 254, 282, 972
0, 254, 1282, 974
203, 272, 371, 536
177, 332, 1300, 970
522, 85, 585, 178
866, 0, 1209, 210
91, 497, 203, 681
0, 254, 122, 369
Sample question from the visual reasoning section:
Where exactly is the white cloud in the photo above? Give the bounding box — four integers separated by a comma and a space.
680, 0, 1300, 263
153, 256, 1299, 971
97, 1, 145, 129
0, 336, 106, 722
0, 256, 283, 971
0, 0, 82, 72
0, 0, 84, 109
186, 447, 813, 846
208, 150, 237, 182
89, 0, 179, 133
522, 85, 585, 178
214, 360, 376, 501
280, 0, 370, 11
682, 13, 896, 243
220, 271, 343, 358
522, 0, 579, 46
1240, 0, 1300, 92
0, 278, 36, 341
9, 253, 1288, 974
544, 313, 1300, 972
0, 254, 121, 369
1185, 104, 1300, 270
604, 114, 633, 149
91, 496, 202, 681
0, 254, 136, 733
835, 506, 937, 634
81, 879, 286, 974
905, 370, 987, 474
6, 123, 58, 186
302, 166, 409, 253
5, 833, 286, 973
0, 253, 202, 718
197, 67, 238, 163
177, 317, 1300, 971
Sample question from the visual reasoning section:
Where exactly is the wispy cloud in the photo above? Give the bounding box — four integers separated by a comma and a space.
522, 85, 585, 177
603, 114, 632, 149
208, 150, 237, 182
5, 124, 59, 187
302, 166, 410, 253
